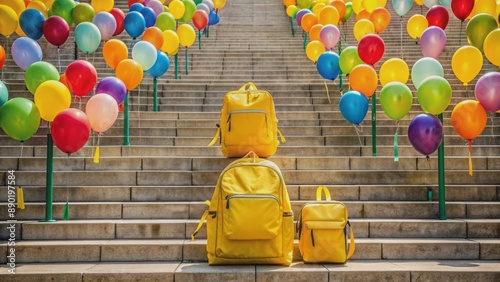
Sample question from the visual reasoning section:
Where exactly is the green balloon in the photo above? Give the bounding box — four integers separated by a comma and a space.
380, 82, 413, 120
343, 2, 353, 22
50, 0, 77, 26
194, 0, 202, 5
417, 76, 452, 115
411, 57, 444, 90
339, 46, 363, 75
72, 3, 95, 26
0, 98, 41, 142
25, 61, 60, 95
297, 0, 311, 9
466, 13, 498, 53
156, 12, 176, 31
180, 0, 197, 23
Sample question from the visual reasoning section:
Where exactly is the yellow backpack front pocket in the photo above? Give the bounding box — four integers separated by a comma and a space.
301, 220, 347, 263
224, 194, 281, 240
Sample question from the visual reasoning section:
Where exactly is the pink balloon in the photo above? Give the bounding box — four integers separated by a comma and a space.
146, 0, 164, 16
475, 72, 500, 112
420, 26, 446, 59
85, 93, 119, 133
319, 24, 340, 50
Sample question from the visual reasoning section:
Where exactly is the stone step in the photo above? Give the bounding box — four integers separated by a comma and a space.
2, 238, 498, 263
1, 260, 500, 282
7, 219, 498, 241
2, 201, 499, 221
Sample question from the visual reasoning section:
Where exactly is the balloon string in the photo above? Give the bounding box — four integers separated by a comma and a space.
324, 80, 331, 104
353, 124, 364, 147
468, 140, 473, 176
93, 134, 100, 164
138, 83, 141, 128
459, 21, 463, 46
57, 47, 61, 73
400, 16, 403, 60
394, 121, 400, 162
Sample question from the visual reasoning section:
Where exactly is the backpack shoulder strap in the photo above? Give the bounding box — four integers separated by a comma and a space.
347, 222, 355, 259
207, 127, 221, 146
191, 200, 212, 240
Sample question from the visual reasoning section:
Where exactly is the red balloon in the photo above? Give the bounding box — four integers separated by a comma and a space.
51, 108, 91, 156
128, 0, 145, 7
110, 8, 126, 36
65, 60, 98, 97
192, 10, 209, 30
43, 16, 70, 47
357, 34, 385, 66
451, 0, 474, 22
426, 5, 449, 30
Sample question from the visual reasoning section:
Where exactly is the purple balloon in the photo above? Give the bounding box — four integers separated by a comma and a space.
295, 9, 311, 25
93, 12, 117, 41
420, 26, 446, 59
320, 24, 340, 50
408, 113, 443, 156
11, 37, 43, 71
146, 0, 164, 17
95, 77, 127, 104
475, 72, 500, 112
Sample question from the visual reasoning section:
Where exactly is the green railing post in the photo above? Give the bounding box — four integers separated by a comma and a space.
438, 113, 446, 220
41, 132, 56, 222
371, 94, 377, 157
153, 77, 158, 112
175, 53, 179, 79
123, 92, 130, 146
185, 48, 189, 75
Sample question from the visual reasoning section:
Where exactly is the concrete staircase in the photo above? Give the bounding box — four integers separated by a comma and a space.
1, 0, 499, 281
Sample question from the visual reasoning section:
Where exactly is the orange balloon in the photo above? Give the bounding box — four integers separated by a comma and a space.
451, 100, 487, 140
59, 73, 71, 91
0, 45, 5, 70
103, 39, 128, 70
319, 5, 339, 25
369, 7, 390, 34
356, 9, 370, 21
143, 27, 164, 50
349, 64, 378, 97
283, 0, 296, 7
301, 13, 318, 32
309, 23, 324, 41
330, 0, 346, 20
115, 59, 144, 90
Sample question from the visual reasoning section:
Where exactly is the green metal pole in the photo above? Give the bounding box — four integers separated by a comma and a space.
123, 91, 130, 146
153, 77, 158, 112
371, 94, 377, 157
438, 113, 446, 220
175, 53, 178, 79
303, 32, 308, 50
185, 48, 189, 75
338, 40, 343, 93
198, 30, 202, 50
41, 132, 56, 222
290, 17, 295, 37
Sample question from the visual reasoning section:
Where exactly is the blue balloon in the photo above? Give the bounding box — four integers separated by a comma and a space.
11, 37, 43, 71
316, 51, 340, 81
339, 91, 369, 125
392, 0, 413, 17
20, 9, 45, 40
140, 7, 156, 28
0, 81, 8, 108
208, 10, 220, 25
130, 3, 145, 12
124, 11, 146, 39
146, 51, 170, 78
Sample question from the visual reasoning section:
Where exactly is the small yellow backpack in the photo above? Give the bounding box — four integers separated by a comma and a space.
192, 152, 294, 265
208, 82, 285, 157
297, 186, 355, 263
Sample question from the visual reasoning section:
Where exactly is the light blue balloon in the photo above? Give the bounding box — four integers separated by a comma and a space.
339, 91, 369, 125
316, 51, 340, 81
392, 0, 413, 17
423, 0, 440, 8
130, 3, 145, 12
439, 0, 451, 9
92, 12, 117, 41
20, 9, 45, 40
0, 81, 8, 108
11, 37, 43, 71
132, 41, 158, 71
146, 51, 170, 78
75, 22, 101, 54
411, 57, 444, 90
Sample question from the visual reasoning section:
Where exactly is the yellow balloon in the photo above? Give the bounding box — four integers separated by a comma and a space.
484, 28, 500, 67
116, 59, 144, 90
306, 40, 325, 63
161, 29, 179, 55
468, 0, 496, 19
27, 1, 49, 18
407, 14, 428, 39
362, 0, 377, 13
353, 19, 375, 41
352, 0, 363, 14
309, 23, 324, 41
213, 0, 226, 10
379, 58, 409, 86
177, 23, 196, 48
34, 81, 71, 122
286, 5, 299, 18
91, 0, 114, 13
15, 25, 26, 37
319, 6, 339, 25
0, 5, 18, 37
0, 0, 25, 16
414, 0, 424, 5
40, 0, 54, 9
169, 0, 185, 20
312, 3, 326, 17
377, 0, 387, 7
451, 46, 483, 87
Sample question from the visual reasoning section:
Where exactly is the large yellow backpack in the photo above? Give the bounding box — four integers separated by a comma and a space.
297, 186, 355, 263
192, 152, 294, 265
208, 82, 285, 157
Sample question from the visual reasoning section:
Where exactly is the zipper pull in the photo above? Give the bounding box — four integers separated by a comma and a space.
227, 114, 231, 132
226, 198, 230, 209
311, 229, 315, 247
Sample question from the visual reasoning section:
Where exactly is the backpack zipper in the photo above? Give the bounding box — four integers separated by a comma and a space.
227, 110, 268, 132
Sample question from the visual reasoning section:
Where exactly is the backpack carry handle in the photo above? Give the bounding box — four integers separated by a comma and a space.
239, 82, 257, 91
316, 186, 331, 201
242, 151, 258, 162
